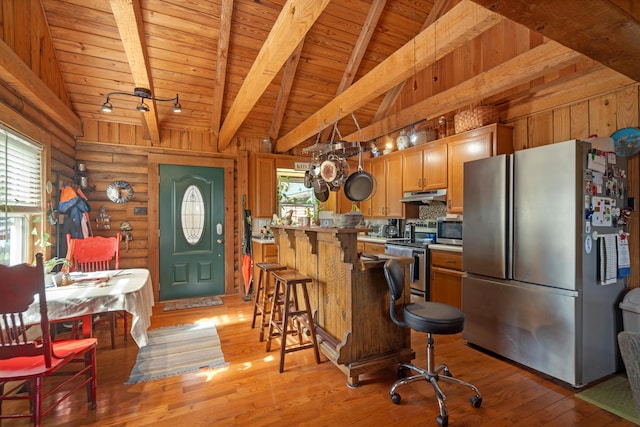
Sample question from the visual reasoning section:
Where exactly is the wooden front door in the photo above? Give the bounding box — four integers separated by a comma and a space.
158, 164, 225, 301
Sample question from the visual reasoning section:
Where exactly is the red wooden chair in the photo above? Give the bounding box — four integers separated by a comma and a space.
65, 233, 127, 349
0, 254, 97, 426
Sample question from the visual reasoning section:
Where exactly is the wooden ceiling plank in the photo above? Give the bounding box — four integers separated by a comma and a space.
318, 0, 387, 143
109, 0, 159, 144
274, 0, 502, 153
373, 0, 452, 122
469, 0, 640, 82
348, 40, 585, 142
269, 39, 305, 146
218, 0, 332, 150
0, 39, 82, 135
211, 0, 233, 148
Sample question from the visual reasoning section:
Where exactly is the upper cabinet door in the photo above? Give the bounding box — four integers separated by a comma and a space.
447, 131, 492, 214
423, 143, 447, 190
402, 149, 424, 192
251, 156, 276, 218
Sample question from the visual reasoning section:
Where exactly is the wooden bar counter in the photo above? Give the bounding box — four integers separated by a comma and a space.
270, 224, 415, 387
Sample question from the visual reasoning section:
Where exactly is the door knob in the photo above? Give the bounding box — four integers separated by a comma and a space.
217, 239, 223, 244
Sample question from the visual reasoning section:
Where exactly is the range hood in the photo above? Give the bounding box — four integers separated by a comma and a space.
399, 189, 447, 204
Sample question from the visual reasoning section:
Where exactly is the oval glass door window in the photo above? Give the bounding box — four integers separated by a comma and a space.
181, 185, 205, 245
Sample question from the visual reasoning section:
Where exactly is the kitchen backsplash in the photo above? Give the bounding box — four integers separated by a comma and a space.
419, 203, 447, 219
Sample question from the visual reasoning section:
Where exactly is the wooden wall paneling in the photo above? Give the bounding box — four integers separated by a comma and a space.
553, 106, 571, 142
616, 85, 639, 127
119, 123, 137, 145
588, 93, 617, 138
98, 121, 121, 144
569, 101, 590, 140
510, 117, 527, 151
526, 111, 553, 148
83, 120, 99, 141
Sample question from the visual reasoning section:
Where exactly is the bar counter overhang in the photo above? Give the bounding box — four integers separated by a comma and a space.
270, 224, 415, 387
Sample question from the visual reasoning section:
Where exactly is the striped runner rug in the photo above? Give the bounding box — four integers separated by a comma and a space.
126, 321, 228, 383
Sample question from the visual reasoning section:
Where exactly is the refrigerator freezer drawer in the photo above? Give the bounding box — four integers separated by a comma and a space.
462, 275, 619, 387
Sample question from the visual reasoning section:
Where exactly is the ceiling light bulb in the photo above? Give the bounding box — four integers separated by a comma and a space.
136, 100, 149, 112
101, 101, 112, 113
173, 95, 182, 113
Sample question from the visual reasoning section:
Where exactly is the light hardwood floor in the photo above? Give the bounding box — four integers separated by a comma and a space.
4, 295, 635, 426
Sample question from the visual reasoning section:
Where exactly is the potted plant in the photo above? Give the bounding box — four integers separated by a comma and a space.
32, 216, 70, 285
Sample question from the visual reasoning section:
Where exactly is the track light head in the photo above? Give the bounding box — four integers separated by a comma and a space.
101, 88, 181, 113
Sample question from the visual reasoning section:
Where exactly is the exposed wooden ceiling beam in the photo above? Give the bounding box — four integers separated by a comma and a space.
469, 0, 640, 82
269, 40, 305, 146
501, 65, 634, 122
211, 0, 233, 149
109, 0, 160, 144
345, 41, 585, 142
273, 0, 502, 153
0, 40, 82, 136
373, 0, 452, 122
218, 0, 332, 150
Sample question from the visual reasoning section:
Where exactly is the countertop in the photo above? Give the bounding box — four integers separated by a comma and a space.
252, 237, 275, 244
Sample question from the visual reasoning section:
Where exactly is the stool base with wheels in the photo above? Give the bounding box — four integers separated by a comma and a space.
265, 269, 321, 373
384, 259, 482, 427
251, 262, 286, 342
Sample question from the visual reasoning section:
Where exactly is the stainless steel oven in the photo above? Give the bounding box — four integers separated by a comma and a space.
384, 221, 435, 299
385, 242, 427, 299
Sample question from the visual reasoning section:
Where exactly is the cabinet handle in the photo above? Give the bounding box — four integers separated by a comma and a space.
445, 259, 455, 263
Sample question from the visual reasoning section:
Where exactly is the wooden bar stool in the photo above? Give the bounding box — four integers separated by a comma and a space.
251, 262, 287, 341
265, 270, 321, 373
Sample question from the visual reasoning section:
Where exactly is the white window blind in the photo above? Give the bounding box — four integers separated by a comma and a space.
0, 128, 43, 213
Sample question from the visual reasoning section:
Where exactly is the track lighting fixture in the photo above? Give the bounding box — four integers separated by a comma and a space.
101, 87, 181, 113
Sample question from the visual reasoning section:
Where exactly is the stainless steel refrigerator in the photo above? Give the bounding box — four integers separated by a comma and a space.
462, 139, 628, 388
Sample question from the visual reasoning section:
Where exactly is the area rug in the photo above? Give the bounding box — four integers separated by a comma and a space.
576, 374, 640, 424
162, 296, 223, 311
126, 322, 228, 384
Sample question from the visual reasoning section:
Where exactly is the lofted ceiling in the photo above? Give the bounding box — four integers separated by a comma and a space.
38, 0, 640, 153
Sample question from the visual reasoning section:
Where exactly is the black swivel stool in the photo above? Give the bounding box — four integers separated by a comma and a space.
265, 269, 320, 373
384, 259, 482, 427
251, 262, 287, 342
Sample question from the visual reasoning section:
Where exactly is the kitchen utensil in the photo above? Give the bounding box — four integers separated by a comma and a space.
320, 159, 338, 182
344, 144, 375, 202
304, 170, 312, 188
314, 183, 329, 202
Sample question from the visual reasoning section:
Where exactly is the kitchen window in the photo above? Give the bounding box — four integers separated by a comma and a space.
277, 169, 315, 224
0, 127, 43, 266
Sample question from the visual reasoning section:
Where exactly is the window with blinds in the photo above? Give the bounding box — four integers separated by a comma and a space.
0, 127, 43, 265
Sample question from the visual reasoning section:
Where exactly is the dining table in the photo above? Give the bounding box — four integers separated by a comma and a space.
23, 268, 155, 347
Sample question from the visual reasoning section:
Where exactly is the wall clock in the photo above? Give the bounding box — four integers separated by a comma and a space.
106, 181, 134, 203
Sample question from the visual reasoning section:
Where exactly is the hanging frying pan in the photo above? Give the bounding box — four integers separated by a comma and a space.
304, 170, 312, 188
314, 182, 329, 202
344, 145, 376, 202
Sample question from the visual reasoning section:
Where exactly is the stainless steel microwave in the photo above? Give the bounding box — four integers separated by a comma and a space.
436, 217, 463, 246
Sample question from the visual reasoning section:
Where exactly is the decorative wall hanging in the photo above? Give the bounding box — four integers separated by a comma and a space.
106, 181, 134, 204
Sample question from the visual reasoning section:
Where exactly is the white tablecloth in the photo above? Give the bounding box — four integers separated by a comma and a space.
23, 268, 155, 347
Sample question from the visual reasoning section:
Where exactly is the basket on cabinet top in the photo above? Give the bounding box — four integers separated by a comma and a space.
454, 106, 499, 134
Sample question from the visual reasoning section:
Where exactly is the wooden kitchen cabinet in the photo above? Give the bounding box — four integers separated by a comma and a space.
430, 249, 463, 309
402, 142, 447, 192
363, 241, 385, 254
368, 154, 406, 218
249, 154, 276, 218
446, 124, 513, 214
